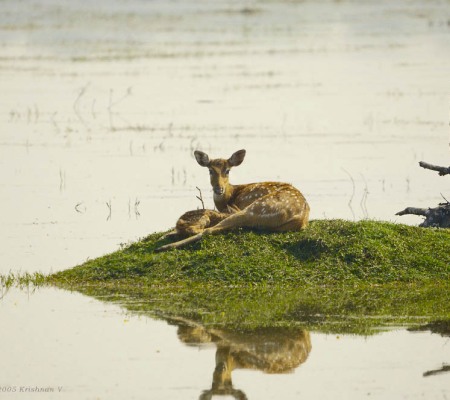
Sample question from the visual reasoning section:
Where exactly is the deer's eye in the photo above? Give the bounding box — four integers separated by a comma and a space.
209, 169, 214, 176
225, 169, 230, 176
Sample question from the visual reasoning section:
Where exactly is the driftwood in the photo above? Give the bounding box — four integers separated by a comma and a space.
396, 203, 450, 228
419, 161, 450, 176
423, 364, 450, 378
396, 161, 450, 228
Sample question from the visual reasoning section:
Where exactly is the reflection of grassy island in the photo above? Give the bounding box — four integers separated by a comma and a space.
12, 220, 450, 334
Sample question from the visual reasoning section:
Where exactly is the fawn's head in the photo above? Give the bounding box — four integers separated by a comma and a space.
194, 149, 246, 195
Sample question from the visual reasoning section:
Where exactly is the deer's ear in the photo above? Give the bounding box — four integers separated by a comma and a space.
228, 149, 246, 167
194, 150, 210, 167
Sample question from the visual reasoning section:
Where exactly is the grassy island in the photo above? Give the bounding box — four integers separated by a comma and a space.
4, 220, 450, 334
52, 219, 449, 285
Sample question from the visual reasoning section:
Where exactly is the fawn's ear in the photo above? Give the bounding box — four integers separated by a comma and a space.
194, 150, 210, 167
228, 149, 246, 167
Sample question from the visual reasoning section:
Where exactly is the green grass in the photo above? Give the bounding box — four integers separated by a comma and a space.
4, 220, 449, 334
50, 219, 450, 285
0, 271, 47, 289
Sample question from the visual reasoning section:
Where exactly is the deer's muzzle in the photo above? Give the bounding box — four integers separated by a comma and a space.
213, 187, 225, 195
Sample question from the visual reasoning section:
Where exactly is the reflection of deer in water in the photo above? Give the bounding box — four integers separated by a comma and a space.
170, 318, 312, 400
157, 149, 309, 252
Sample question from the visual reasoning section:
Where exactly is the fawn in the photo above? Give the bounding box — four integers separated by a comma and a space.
156, 149, 309, 251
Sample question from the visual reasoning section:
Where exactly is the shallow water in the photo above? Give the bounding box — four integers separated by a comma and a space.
1, 288, 449, 400
1, 0, 449, 398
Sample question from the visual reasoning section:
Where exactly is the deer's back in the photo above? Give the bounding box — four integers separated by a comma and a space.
232, 182, 308, 214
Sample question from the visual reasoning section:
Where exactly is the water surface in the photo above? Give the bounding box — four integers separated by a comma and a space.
1, 288, 449, 399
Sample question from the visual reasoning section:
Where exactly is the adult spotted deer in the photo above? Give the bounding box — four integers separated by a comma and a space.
156, 149, 309, 252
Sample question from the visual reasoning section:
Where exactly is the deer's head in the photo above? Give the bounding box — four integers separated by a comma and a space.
194, 149, 246, 196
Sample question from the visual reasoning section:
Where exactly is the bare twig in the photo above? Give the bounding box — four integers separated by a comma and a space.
108, 89, 114, 131
50, 112, 60, 133
196, 186, 205, 209
107, 87, 132, 132
75, 202, 86, 213
59, 168, 66, 192
73, 82, 91, 131
341, 168, 355, 220
106, 200, 112, 221
360, 174, 369, 219
134, 198, 140, 218
91, 98, 97, 119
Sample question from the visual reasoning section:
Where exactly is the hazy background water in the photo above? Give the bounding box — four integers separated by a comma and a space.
0, 1, 449, 399
1, 0, 449, 274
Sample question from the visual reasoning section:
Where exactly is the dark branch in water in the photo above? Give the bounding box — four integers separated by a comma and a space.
396, 203, 450, 228
419, 161, 450, 176
423, 364, 450, 378
396, 207, 428, 217
397, 159, 450, 227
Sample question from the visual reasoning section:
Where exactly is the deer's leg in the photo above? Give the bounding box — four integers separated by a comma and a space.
272, 215, 308, 232
201, 211, 251, 234
155, 212, 249, 252
161, 229, 179, 240
155, 231, 206, 252
273, 203, 310, 231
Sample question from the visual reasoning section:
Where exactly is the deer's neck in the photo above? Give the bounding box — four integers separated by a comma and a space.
213, 183, 236, 212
